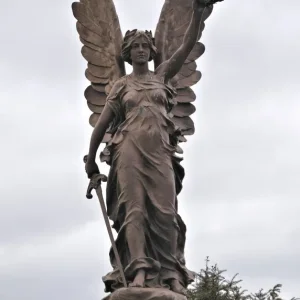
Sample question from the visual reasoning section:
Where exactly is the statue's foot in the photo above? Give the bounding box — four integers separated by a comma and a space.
129, 269, 145, 288
170, 279, 187, 296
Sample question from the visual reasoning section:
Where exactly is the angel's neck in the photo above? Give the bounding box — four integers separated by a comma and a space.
132, 62, 150, 76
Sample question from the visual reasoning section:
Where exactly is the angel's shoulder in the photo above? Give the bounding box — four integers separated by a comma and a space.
108, 76, 128, 99
112, 75, 129, 89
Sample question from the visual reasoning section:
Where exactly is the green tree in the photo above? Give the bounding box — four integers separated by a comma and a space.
187, 257, 298, 300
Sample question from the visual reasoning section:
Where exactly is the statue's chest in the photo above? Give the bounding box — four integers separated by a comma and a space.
122, 88, 168, 109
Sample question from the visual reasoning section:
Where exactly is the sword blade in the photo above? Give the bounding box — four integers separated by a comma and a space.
95, 185, 127, 288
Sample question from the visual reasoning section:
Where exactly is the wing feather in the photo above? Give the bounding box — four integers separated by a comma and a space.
72, 0, 125, 144
176, 87, 196, 103
87, 63, 111, 78
81, 46, 113, 67
84, 86, 107, 106
173, 117, 195, 136
91, 83, 106, 93
171, 103, 196, 118
186, 42, 205, 63
178, 61, 197, 77
172, 70, 202, 89
155, 1, 214, 144
89, 113, 100, 127
73, 3, 110, 39
87, 103, 105, 114
85, 69, 110, 84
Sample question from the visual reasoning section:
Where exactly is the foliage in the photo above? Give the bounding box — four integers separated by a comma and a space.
187, 257, 298, 300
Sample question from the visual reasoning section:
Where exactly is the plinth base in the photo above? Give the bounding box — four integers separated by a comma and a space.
104, 287, 187, 300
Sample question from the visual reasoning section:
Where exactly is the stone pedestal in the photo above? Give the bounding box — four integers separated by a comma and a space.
104, 287, 187, 300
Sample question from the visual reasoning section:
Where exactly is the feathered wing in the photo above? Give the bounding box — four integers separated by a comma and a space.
72, 0, 125, 142
154, 0, 213, 141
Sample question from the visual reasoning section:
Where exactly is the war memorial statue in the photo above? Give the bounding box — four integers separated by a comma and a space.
71, 0, 224, 299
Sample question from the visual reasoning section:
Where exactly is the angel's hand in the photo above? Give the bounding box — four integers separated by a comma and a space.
85, 160, 100, 179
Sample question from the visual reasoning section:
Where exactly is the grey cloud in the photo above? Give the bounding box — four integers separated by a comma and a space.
1, 0, 299, 299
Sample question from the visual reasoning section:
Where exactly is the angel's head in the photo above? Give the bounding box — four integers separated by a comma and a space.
122, 30, 157, 65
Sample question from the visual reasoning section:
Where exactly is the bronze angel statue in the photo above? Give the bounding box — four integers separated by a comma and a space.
72, 0, 223, 297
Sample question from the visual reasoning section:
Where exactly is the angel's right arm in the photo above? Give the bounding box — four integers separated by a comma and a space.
87, 80, 124, 162
87, 104, 115, 162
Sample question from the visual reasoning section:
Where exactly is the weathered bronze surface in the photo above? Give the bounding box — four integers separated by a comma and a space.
71, 0, 223, 298
107, 287, 187, 300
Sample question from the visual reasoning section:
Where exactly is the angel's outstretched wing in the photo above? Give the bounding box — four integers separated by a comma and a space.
72, 0, 125, 141
155, 0, 213, 140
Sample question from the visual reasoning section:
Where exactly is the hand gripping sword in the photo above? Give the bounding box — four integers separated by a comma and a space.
83, 156, 127, 288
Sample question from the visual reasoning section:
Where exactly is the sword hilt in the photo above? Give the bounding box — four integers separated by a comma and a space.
83, 155, 107, 199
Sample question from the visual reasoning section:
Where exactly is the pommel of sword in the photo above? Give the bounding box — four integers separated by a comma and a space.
83, 155, 107, 199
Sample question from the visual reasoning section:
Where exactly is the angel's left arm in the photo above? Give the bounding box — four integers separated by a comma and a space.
155, 2, 206, 81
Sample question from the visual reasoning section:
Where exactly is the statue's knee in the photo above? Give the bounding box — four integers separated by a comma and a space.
127, 210, 145, 226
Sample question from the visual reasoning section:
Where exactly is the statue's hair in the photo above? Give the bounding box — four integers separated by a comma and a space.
121, 30, 157, 65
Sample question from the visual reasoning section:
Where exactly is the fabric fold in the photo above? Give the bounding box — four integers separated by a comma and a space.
100, 74, 195, 293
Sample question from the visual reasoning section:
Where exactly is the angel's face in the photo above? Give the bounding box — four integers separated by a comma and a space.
130, 36, 151, 65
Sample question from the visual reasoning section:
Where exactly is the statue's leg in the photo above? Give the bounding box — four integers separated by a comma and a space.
125, 202, 146, 261
117, 161, 147, 287
152, 162, 187, 296
125, 190, 147, 287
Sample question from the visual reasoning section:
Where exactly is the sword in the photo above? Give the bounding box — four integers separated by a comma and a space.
83, 156, 127, 288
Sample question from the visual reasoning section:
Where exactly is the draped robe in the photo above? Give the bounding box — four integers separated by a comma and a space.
101, 74, 195, 292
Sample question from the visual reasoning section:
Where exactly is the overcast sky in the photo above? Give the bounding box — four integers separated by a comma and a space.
1, 0, 300, 299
